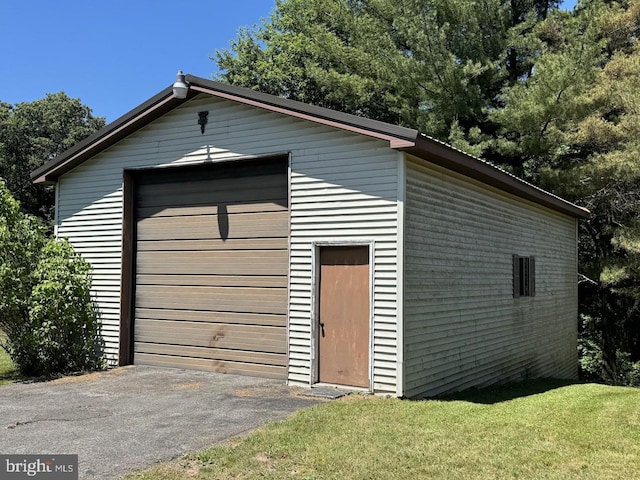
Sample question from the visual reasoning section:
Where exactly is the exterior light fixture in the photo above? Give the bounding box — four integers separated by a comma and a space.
172, 70, 189, 99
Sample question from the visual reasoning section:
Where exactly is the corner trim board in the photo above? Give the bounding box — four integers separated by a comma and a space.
396, 152, 406, 397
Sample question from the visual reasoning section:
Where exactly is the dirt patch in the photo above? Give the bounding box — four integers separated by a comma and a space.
255, 451, 270, 463
140, 460, 202, 479
104, 366, 133, 375
255, 451, 277, 470
337, 393, 382, 403
50, 372, 103, 385
176, 460, 202, 477
234, 385, 324, 400
173, 381, 203, 390
49, 366, 133, 385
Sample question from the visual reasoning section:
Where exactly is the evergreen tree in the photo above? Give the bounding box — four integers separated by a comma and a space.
490, 0, 640, 382
215, 0, 559, 144
215, 0, 640, 384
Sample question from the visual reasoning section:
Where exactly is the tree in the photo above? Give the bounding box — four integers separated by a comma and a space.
215, 0, 640, 385
0, 93, 105, 222
490, 0, 640, 383
489, 2, 606, 174
0, 180, 104, 376
562, 45, 640, 383
215, 0, 559, 146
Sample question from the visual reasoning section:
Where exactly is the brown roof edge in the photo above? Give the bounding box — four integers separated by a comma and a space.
185, 75, 418, 146
32, 75, 419, 184
30, 86, 195, 184
404, 134, 590, 219
30, 73, 588, 220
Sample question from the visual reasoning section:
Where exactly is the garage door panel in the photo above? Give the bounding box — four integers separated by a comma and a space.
135, 319, 286, 353
134, 353, 286, 379
136, 211, 288, 241
136, 285, 287, 314
134, 342, 287, 366
136, 189, 288, 212
136, 168, 287, 191
136, 250, 288, 276
135, 308, 286, 326
136, 200, 288, 219
136, 174, 288, 208
136, 274, 288, 288
136, 238, 288, 252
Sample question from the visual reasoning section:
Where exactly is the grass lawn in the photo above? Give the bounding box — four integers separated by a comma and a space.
0, 333, 17, 385
125, 380, 640, 480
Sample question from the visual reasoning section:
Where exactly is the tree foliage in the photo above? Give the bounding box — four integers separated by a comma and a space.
0, 93, 104, 222
216, 0, 557, 145
0, 180, 104, 376
493, 0, 640, 382
215, 0, 640, 384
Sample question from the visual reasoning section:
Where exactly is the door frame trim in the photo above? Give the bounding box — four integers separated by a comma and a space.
119, 169, 136, 365
310, 240, 375, 392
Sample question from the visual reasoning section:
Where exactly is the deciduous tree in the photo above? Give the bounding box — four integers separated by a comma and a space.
0, 93, 104, 222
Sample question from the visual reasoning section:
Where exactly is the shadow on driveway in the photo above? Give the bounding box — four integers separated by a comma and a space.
0, 366, 321, 479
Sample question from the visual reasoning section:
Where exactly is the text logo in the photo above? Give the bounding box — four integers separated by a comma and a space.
0, 455, 78, 479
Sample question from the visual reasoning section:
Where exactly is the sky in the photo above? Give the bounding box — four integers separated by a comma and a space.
0, 1, 276, 122
2, 0, 577, 124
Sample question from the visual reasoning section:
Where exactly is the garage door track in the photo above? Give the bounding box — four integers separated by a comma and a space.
0, 366, 321, 479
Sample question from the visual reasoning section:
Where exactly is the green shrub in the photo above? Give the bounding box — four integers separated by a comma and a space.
579, 314, 640, 387
22, 241, 105, 375
578, 314, 603, 382
0, 180, 104, 376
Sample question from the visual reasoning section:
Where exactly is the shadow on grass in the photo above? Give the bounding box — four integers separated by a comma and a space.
437, 378, 584, 404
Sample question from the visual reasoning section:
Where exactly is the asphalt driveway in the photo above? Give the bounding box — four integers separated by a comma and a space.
0, 366, 321, 479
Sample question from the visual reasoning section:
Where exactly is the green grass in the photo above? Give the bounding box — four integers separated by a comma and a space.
125, 380, 640, 480
0, 332, 17, 385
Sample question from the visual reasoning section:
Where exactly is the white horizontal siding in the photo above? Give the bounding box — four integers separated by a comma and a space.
56, 94, 399, 392
289, 138, 398, 393
403, 157, 578, 398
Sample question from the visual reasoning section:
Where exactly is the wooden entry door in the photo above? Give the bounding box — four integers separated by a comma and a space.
318, 246, 370, 388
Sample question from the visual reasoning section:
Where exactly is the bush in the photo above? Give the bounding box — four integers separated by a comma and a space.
579, 314, 640, 387
0, 180, 104, 376
22, 241, 105, 375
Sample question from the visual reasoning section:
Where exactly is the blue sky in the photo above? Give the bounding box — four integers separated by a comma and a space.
1, 1, 275, 122
2, 0, 577, 123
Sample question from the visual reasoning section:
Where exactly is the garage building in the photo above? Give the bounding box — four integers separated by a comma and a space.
32, 74, 588, 397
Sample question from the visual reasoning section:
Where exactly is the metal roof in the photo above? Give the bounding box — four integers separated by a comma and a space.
31, 74, 589, 219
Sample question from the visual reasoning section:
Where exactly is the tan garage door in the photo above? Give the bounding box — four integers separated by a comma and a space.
132, 158, 289, 379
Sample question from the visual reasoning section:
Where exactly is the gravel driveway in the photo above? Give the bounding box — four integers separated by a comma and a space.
0, 366, 321, 479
